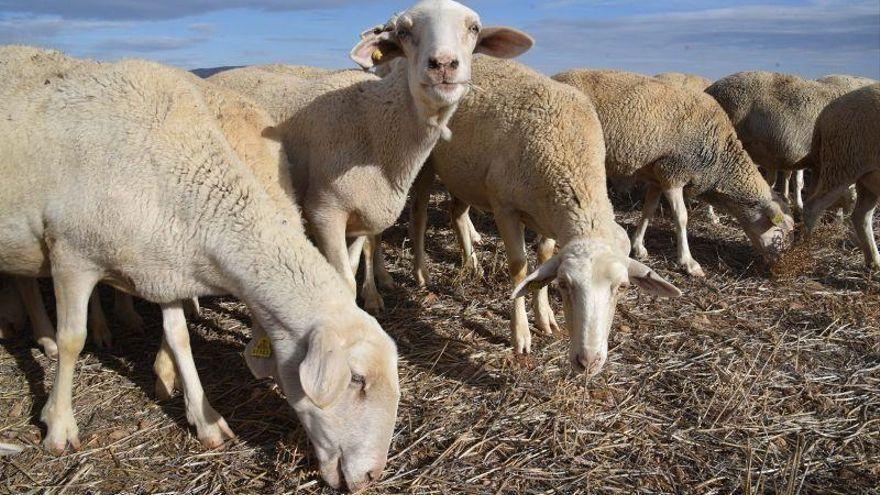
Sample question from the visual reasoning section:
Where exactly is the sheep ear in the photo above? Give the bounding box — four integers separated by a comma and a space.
512, 255, 561, 300
627, 259, 682, 297
476, 27, 534, 59
299, 326, 351, 409
260, 126, 282, 143
350, 30, 403, 70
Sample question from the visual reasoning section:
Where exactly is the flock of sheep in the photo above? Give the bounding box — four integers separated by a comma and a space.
0, 0, 878, 491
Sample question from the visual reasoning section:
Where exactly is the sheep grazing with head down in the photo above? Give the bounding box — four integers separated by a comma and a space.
208, 0, 534, 313
706, 71, 876, 211
407, 57, 681, 375
0, 45, 399, 492
795, 84, 880, 270
553, 69, 794, 277
654, 72, 713, 92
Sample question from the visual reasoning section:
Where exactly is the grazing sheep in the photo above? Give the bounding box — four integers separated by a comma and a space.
706, 71, 876, 211
409, 57, 681, 374
209, 0, 534, 313
554, 69, 794, 276
0, 46, 399, 491
654, 72, 713, 92
797, 84, 880, 269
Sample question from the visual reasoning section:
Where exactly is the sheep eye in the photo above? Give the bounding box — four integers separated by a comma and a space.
351, 374, 366, 386
469, 24, 480, 35
396, 28, 409, 38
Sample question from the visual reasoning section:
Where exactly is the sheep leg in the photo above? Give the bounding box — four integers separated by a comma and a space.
373, 240, 396, 289
452, 198, 482, 279
41, 269, 98, 454
153, 336, 179, 400
495, 211, 531, 354
313, 215, 358, 295
533, 236, 560, 336
804, 184, 851, 233
87, 289, 112, 349
780, 171, 793, 201
360, 235, 385, 314
853, 177, 880, 270
0, 279, 25, 338
410, 167, 433, 287
14, 277, 58, 359
631, 185, 662, 260
665, 187, 705, 277
706, 205, 721, 225
467, 213, 483, 245
348, 236, 366, 275
160, 301, 234, 448
793, 170, 805, 212
113, 292, 145, 334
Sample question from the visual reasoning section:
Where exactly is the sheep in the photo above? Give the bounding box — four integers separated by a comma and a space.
208, 0, 534, 313
795, 84, 880, 270
0, 46, 399, 491
654, 72, 713, 92
407, 57, 681, 375
706, 71, 876, 211
553, 69, 794, 277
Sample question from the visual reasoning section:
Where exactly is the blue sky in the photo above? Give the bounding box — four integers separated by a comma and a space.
0, 1, 877, 79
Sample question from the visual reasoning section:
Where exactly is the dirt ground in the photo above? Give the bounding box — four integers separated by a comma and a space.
1, 192, 878, 494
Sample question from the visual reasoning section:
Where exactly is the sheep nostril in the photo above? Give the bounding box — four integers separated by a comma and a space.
450, 59, 459, 69
427, 57, 441, 70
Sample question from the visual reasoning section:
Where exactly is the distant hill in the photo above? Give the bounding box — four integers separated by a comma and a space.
191, 66, 244, 79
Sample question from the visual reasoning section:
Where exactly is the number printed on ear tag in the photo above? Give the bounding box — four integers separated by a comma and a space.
251, 337, 272, 358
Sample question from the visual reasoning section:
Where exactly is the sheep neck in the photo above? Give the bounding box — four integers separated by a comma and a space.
708, 141, 773, 211
363, 64, 454, 191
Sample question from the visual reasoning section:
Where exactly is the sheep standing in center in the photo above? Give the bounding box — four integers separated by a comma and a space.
209, 0, 533, 312
553, 69, 795, 277
409, 57, 681, 375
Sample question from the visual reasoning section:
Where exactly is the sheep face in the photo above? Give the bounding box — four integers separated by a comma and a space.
246, 310, 399, 491
738, 199, 795, 265
513, 239, 681, 377
351, 0, 533, 110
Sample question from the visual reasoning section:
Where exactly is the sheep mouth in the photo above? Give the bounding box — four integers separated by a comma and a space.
423, 82, 466, 93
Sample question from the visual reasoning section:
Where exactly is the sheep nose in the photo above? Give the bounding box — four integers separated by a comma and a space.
572, 351, 606, 377
427, 55, 459, 71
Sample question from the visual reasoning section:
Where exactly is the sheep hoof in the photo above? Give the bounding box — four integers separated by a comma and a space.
377, 273, 397, 290
632, 245, 648, 260
37, 336, 59, 360
363, 292, 386, 314
683, 260, 706, 278
414, 268, 430, 287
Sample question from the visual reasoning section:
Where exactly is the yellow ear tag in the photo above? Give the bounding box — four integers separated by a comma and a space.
772, 213, 784, 227
371, 48, 384, 64
250, 337, 272, 358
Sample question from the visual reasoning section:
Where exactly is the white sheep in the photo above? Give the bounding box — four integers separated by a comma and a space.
707, 71, 876, 211
408, 57, 681, 375
0, 45, 398, 492
208, 0, 534, 313
796, 84, 880, 269
553, 69, 794, 276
